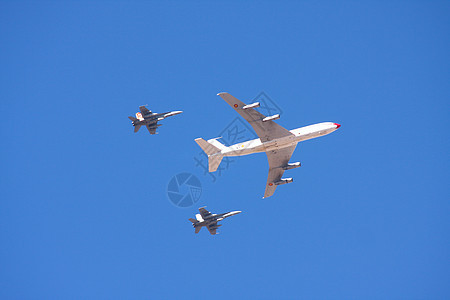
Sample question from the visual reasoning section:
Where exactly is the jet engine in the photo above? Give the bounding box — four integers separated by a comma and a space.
262, 114, 280, 122
274, 178, 293, 185
282, 162, 301, 170
242, 102, 260, 110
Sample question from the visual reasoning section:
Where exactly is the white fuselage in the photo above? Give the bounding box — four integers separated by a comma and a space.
221, 122, 340, 156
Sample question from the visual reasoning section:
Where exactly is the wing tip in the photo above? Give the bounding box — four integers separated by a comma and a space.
217, 92, 228, 96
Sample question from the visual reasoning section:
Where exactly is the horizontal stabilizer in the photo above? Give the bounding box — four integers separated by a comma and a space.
134, 125, 142, 133
128, 116, 137, 121
207, 138, 227, 151
195, 226, 201, 234
208, 154, 224, 172
188, 218, 198, 223
195, 138, 220, 155
194, 138, 227, 172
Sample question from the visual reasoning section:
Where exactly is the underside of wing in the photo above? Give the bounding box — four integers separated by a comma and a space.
263, 145, 297, 198
198, 207, 212, 219
146, 124, 157, 134
217, 92, 293, 142
139, 105, 151, 116
207, 224, 217, 235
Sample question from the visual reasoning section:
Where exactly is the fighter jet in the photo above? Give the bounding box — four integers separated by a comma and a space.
195, 92, 341, 198
128, 105, 182, 134
189, 207, 241, 235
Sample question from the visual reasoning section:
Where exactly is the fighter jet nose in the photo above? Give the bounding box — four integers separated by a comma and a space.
334, 123, 341, 129
227, 211, 242, 216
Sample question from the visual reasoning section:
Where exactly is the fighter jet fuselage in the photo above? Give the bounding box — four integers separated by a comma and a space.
189, 208, 241, 235
128, 106, 182, 135
220, 122, 340, 157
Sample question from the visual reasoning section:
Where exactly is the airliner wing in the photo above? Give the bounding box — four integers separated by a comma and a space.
263, 145, 297, 198
217, 92, 293, 142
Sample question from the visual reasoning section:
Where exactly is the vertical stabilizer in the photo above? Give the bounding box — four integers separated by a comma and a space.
135, 112, 144, 121
195, 214, 203, 222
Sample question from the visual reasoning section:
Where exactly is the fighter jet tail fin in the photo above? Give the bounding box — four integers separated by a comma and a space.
189, 218, 202, 234
194, 138, 227, 172
129, 116, 142, 133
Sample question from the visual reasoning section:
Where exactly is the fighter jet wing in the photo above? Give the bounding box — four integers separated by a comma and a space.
217, 92, 293, 142
207, 222, 218, 235
139, 105, 151, 116
146, 124, 157, 135
198, 207, 212, 219
263, 144, 297, 198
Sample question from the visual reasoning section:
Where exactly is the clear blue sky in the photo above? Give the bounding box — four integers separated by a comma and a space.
1, 1, 449, 299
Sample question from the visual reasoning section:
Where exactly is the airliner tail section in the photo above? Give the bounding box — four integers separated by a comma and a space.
195, 138, 226, 172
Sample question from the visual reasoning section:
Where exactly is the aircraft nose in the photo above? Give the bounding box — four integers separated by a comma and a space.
334, 123, 341, 129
